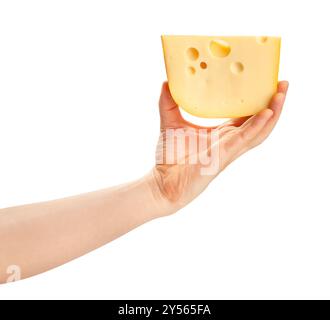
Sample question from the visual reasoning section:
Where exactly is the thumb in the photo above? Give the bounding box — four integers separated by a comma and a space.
159, 82, 184, 129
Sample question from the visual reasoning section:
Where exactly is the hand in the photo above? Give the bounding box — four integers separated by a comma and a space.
152, 81, 289, 212
0, 80, 288, 283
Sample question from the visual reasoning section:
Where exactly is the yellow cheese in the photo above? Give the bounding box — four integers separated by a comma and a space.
161, 35, 281, 118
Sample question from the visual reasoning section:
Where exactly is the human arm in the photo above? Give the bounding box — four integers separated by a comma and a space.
0, 173, 171, 283
0, 81, 288, 283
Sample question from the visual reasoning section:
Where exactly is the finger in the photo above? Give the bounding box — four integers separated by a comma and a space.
217, 108, 273, 170
239, 108, 274, 141
278, 80, 289, 95
249, 81, 289, 147
268, 92, 286, 120
221, 108, 273, 154
260, 90, 287, 135
159, 82, 185, 129
217, 125, 237, 136
268, 81, 289, 119
220, 116, 251, 128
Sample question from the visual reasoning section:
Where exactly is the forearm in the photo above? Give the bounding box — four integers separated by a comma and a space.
0, 172, 170, 283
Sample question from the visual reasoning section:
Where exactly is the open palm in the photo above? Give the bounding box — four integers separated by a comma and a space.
153, 81, 289, 211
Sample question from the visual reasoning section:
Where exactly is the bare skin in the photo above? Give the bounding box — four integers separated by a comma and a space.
153, 81, 289, 210
0, 81, 288, 283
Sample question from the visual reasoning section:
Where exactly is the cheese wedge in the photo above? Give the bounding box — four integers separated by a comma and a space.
161, 35, 281, 118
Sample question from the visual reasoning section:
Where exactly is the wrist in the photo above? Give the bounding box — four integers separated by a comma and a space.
144, 169, 179, 218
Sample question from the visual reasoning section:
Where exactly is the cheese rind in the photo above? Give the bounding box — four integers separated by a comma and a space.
162, 35, 281, 118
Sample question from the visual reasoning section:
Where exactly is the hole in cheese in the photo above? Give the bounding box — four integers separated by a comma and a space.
257, 36, 268, 44
200, 62, 207, 69
230, 62, 244, 74
186, 47, 199, 61
187, 66, 196, 75
209, 40, 231, 58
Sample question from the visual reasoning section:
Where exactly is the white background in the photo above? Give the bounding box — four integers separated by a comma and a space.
0, 0, 329, 299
